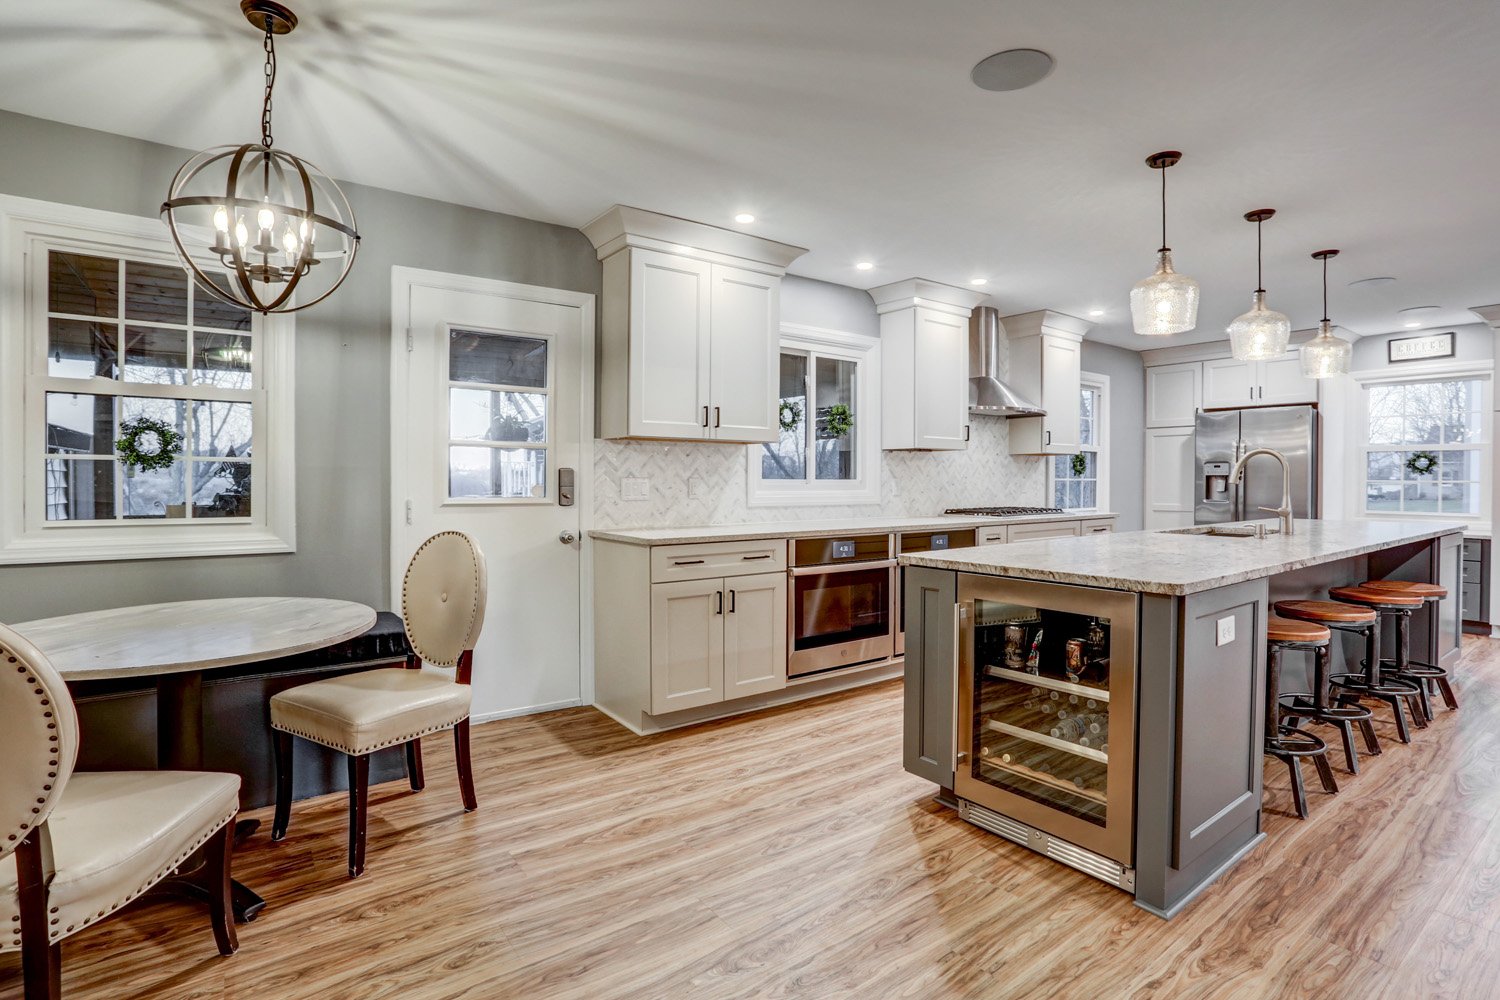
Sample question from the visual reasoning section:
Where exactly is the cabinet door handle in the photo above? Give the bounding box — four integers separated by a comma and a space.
1045, 430, 1051, 446
1259, 386, 1264, 399
741, 553, 772, 561
716, 590, 724, 615
714, 406, 721, 428
702, 405, 709, 428
963, 424, 970, 442
673, 559, 705, 566
728, 589, 736, 613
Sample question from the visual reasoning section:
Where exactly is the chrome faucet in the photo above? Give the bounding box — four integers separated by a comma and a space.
1228, 448, 1294, 536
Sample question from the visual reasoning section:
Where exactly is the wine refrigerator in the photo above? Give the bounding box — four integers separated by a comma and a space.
955, 573, 1138, 888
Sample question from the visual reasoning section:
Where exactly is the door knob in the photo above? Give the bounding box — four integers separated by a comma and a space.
558, 530, 577, 545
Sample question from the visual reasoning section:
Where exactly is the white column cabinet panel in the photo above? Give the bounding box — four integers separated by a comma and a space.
1146, 362, 1202, 427
628, 250, 713, 439
1202, 358, 1256, 408
709, 264, 779, 442
722, 572, 788, 700
650, 578, 725, 715
1145, 427, 1196, 529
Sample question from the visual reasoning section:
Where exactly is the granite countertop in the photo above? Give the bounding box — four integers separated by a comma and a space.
590, 511, 1117, 546
900, 519, 1467, 596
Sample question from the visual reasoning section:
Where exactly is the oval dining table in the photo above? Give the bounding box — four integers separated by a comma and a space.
12, 596, 377, 922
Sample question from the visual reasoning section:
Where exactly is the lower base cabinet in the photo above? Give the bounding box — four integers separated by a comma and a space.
649, 573, 787, 714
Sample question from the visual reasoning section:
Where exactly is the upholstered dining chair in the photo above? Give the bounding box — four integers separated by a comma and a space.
269, 530, 487, 878
0, 623, 241, 1000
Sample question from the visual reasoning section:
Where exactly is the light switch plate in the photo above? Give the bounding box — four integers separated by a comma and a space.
621, 477, 649, 501
1216, 615, 1235, 647
687, 475, 707, 500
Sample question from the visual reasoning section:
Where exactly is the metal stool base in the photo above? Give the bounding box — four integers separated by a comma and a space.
1266, 724, 1338, 819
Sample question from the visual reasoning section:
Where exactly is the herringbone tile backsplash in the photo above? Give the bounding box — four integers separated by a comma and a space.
593, 418, 1046, 528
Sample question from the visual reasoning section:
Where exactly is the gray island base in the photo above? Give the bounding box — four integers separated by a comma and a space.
901, 519, 1465, 919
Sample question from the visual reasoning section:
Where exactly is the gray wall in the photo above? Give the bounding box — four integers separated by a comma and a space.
780, 273, 879, 336
1350, 322, 1494, 370
1081, 341, 1146, 531
0, 110, 601, 622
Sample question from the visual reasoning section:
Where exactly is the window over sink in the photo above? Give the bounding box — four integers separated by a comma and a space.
747, 323, 880, 506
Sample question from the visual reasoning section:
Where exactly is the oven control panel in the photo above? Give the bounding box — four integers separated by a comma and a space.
831, 539, 857, 560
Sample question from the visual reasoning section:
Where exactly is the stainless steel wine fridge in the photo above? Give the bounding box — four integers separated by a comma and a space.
955, 573, 1138, 888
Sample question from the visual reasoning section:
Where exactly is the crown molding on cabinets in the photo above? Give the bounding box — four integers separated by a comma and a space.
866, 278, 990, 318
581, 204, 807, 274
1000, 309, 1092, 343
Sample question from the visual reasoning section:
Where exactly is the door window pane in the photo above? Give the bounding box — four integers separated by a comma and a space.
193, 460, 252, 517
123, 326, 189, 384
49, 252, 118, 317
48, 319, 117, 379
762, 352, 808, 482
449, 446, 547, 499
45, 392, 113, 454
449, 330, 548, 387
124, 261, 189, 325
449, 388, 546, 443
814, 356, 856, 481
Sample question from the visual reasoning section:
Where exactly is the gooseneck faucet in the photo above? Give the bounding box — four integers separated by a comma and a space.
1228, 448, 1294, 536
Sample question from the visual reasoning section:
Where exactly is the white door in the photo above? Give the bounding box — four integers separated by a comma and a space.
392, 268, 594, 720
913, 307, 969, 450
1202, 358, 1256, 408
630, 249, 711, 439
708, 264, 779, 443
1039, 334, 1082, 452
1257, 352, 1318, 406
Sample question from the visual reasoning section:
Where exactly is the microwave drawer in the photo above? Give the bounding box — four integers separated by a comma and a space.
651, 539, 788, 583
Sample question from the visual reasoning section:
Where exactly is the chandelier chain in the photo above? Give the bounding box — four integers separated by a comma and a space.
261, 21, 276, 148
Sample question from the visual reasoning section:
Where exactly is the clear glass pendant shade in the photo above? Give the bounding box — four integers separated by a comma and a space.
1300, 320, 1352, 378
1227, 291, 1292, 361
1130, 250, 1200, 336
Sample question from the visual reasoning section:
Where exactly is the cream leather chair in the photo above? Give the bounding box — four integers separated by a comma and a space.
0, 623, 241, 1000
269, 531, 486, 878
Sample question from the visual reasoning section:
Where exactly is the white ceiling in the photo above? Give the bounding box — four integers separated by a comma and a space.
4, 0, 1500, 348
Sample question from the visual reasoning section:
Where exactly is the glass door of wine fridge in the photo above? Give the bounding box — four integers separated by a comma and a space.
955, 574, 1138, 866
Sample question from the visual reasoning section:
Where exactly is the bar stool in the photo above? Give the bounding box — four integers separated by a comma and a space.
1272, 600, 1381, 773
1326, 585, 1428, 743
1356, 579, 1458, 720
1266, 616, 1339, 818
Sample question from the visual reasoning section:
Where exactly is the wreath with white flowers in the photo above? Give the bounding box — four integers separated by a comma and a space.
778, 400, 803, 432
115, 416, 182, 473
1404, 451, 1438, 478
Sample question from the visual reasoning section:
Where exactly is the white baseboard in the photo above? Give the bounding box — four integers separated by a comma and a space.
471, 698, 584, 725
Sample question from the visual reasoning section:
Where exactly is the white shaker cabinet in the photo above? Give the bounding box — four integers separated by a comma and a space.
721, 572, 788, 701
1257, 351, 1318, 406
584, 205, 807, 443
1202, 358, 1258, 408
1004, 310, 1092, 455
1202, 353, 1317, 409
1146, 361, 1202, 427
1144, 426, 1196, 530
871, 279, 989, 451
649, 578, 725, 714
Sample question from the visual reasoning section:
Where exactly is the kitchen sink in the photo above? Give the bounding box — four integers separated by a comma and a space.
1163, 524, 1281, 538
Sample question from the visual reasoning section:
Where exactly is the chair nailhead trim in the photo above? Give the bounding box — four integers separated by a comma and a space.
270, 714, 469, 756
401, 531, 482, 668
2, 646, 68, 851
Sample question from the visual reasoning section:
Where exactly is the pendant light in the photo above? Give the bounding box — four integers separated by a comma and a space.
1227, 209, 1292, 361
1301, 249, 1352, 378
1130, 151, 1200, 337
160, 1, 359, 314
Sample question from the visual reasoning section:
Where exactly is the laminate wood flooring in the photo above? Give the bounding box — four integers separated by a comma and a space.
5, 636, 1500, 999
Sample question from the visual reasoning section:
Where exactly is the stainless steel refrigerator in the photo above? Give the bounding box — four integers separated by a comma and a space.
1195, 405, 1318, 525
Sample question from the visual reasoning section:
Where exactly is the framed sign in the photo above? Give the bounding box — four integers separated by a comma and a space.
1388, 331, 1455, 363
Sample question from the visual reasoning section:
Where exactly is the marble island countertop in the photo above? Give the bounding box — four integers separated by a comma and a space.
900, 519, 1467, 596
590, 511, 1117, 546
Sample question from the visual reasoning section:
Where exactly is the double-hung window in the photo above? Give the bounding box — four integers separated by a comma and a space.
1, 195, 295, 563
1360, 371, 1489, 518
1050, 374, 1109, 512
747, 324, 880, 505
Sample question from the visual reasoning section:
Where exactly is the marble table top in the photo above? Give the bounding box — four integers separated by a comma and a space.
13, 597, 378, 681
901, 519, 1467, 596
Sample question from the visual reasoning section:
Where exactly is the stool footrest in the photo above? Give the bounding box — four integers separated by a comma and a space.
1278, 693, 1373, 721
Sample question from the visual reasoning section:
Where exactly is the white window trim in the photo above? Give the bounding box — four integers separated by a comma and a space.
1048, 371, 1110, 514
0, 193, 296, 564
1346, 359, 1492, 523
746, 322, 881, 507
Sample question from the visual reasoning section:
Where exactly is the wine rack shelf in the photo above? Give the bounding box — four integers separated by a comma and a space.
984, 665, 1110, 702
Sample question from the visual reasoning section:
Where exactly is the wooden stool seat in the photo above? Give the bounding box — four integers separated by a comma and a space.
1267, 616, 1331, 644
1329, 585, 1425, 609
1273, 600, 1378, 625
1358, 579, 1448, 600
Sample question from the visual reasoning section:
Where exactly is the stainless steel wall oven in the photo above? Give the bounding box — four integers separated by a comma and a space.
788, 534, 895, 676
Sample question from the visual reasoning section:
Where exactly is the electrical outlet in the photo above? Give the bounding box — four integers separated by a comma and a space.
687, 475, 707, 500
621, 477, 649, 501
1216, 615, 1236, 647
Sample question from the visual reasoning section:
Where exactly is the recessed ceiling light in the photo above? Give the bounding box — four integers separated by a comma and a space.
971, 49, 1055, 92
855, 261, 874, 271
1089, 309, 1106, 317
1403, 321, 1423, 329
1348, 276, 1397, 287
734, 213, 755, 224
970, 277, 988, 286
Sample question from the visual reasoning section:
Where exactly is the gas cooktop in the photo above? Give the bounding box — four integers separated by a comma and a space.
943, 506, 1067, 517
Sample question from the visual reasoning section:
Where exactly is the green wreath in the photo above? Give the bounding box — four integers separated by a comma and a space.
1070, 453, 1088, 477
1404, 451, 1438, 478
778, 400, 802, 433
115, 416, 183, 473
822, 404, 854, 440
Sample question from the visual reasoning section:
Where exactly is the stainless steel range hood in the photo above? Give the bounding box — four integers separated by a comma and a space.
969, 307, 1044, 416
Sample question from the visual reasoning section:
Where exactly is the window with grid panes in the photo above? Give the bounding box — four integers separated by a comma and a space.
1051, 382, 1105, 510
1363, 377, 1486, 517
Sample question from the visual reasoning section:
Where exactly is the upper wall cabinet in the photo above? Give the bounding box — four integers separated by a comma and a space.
584, 206, 807, 443
1146, 361, 1202, 427
1202, 352, 1318, 409
1004, 310, 1092, 455
871, 279, 989, 451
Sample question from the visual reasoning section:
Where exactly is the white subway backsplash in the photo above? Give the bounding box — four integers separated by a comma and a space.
593, 417, 1047, 528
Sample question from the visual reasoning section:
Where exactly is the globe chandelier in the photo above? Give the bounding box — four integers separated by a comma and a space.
161, 1, 359, 314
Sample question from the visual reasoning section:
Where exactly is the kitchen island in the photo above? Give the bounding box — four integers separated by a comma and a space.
900, 519, 1465, 918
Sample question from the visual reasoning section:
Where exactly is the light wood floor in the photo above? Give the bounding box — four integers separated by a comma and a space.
5, 637, 1500, 1000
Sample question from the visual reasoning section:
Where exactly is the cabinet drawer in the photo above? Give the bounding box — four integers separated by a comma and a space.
652, 539, 787, 582
1463, 560, 1483, 584
1463, 538, 1485, 561
977, 526, 1008, 545
1083, 520, 1115, 534
1006, 520, 1082, 542
1463, 581, 1483, 620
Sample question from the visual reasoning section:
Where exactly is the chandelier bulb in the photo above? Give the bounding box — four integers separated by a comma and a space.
281, 227, 300, 256
257, 204, 275, 232
213, 205, 229, 233
234, 219, 249, 249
